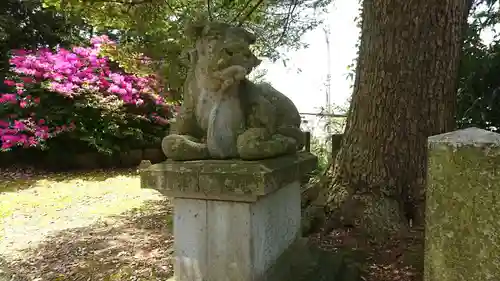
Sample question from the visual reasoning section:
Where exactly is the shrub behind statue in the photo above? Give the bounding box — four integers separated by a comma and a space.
162, 21, 305, 160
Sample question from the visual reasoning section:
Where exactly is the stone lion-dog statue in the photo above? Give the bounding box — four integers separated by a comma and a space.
162, 21, 305, 161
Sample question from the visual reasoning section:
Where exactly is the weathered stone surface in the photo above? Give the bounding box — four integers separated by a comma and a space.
331, 134, 343, 156
166, 237, 364, 281
171, 179, 301, 281
146, 150, 318, 281
141, 151, 317, 202
161, 21, 305, 161
425, 127, 500, 281
428, 127, 500, 147
261, 238, 364, 281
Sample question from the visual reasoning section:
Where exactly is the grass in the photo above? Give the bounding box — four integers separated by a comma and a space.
1, 170, 156, 243
0, 168, 173, 280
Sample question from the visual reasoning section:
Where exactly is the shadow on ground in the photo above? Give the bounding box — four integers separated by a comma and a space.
309, 227, 424, 281
0, 195, 423, 281
1, 199, 173, 281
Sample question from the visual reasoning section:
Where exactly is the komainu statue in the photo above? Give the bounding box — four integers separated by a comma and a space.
162, 21, 305, 161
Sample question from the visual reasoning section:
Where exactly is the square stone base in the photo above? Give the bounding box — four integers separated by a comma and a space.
172, 181, 301, 281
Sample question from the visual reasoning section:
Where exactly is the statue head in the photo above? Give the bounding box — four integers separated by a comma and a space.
185, 21, 261, 78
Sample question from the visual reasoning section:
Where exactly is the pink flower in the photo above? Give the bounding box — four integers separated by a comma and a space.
108, 84, 121, 94
28, 136, 37, 146
20, 77, 34, 84
3, 80, 15, 86
12, 120, 26, 131
1, 141, 15, 150
12, 49, 29, 56
1, 35, 173, 151
2, 134, 21, 144
0, 93, 17, 104
0, 120, 9, 127
90, 35, 114, 47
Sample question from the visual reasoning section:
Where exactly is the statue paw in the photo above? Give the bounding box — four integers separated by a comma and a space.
221, 65, 247, 80
277, 126, 306, 150
236, 128, 297, 160
219, 65, 247, 91
162, 134, 210, 161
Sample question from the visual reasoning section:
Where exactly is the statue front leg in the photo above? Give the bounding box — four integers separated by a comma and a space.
162, 104, 210, 161
162, 134, 210, 161
236, 128, 297, 160
277, 126, 306, 150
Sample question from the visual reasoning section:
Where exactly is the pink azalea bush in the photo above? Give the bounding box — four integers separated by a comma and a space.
0, 35, 172, 153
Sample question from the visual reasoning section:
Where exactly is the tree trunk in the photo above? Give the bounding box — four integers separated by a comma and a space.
326, 0, 470, 238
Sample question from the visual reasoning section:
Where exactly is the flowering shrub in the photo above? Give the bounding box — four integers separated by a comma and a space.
0, 35, 173, 153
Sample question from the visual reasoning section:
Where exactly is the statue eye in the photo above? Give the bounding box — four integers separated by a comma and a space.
224, 48, 233, 56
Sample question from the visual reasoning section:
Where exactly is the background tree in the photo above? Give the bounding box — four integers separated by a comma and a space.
0, 0, 91, 94
41, 0, 332, 98
457, 0, 500, 132
326, 0, 472, 238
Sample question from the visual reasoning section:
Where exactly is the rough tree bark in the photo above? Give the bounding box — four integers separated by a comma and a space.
326, 0, 471, 238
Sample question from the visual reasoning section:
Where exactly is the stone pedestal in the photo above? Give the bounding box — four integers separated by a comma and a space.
141, 152, 317, 281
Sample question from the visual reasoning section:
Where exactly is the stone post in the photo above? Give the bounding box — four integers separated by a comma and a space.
141, 152, 317, 281
425, 127, 500, 281
331, 133, 343, 161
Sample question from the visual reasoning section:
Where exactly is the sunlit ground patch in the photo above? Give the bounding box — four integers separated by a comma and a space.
0, 169, 174, 280
0, 169, 164, 255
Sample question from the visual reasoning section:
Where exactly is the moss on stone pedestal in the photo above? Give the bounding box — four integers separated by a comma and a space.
425, 128, 500, 281
140, 151, 317, 202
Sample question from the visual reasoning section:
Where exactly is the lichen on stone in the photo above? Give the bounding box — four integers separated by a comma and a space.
425, 128, 500, 281
141, 151, 317, 201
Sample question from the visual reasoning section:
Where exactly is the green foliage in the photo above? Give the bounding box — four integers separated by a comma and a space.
51, 94, 168, 155
0, 0, 90, 93
3, 80, 169, 155
1, 36, 171, 155
42, 0, 332, 94
0, 0, 89, 49
457, 0, 500, 132
309, 135, 330, 174
302, 107, 347, 176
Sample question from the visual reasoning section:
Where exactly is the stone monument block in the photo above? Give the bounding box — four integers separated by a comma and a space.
425, 127, 500, 281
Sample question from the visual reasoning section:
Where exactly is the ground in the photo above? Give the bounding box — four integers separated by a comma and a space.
0, 166, 423, 281
310, 227, 423, 281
